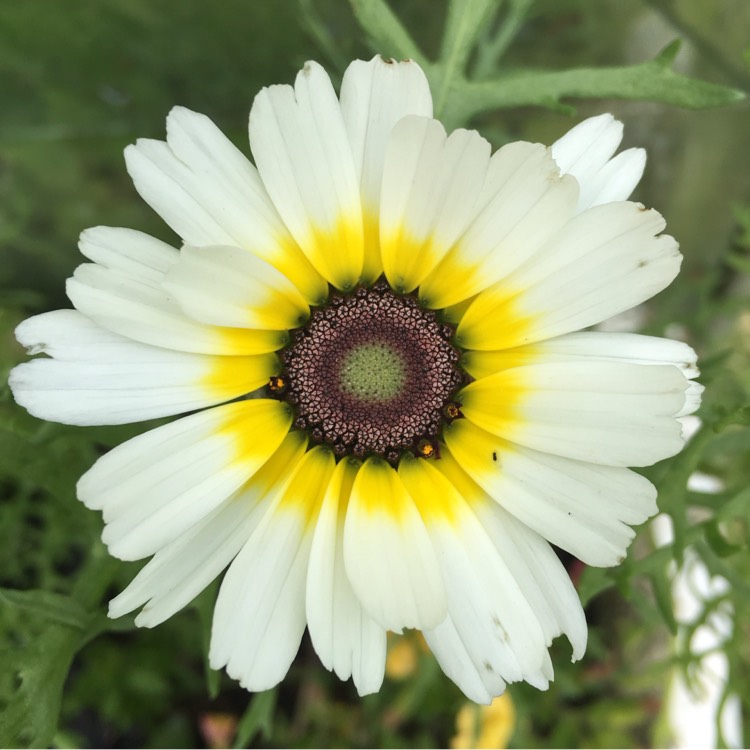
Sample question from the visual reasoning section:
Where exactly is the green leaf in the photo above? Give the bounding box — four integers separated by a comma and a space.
654, 423, 716, 565
0, 618, 87, 747
704, 521, 743, 558
0, 588, 92, 630
0, 552, 120, 747
648, 570, 678, 635
717, 486, 750, 523
444, 47, 744, 125
233, 689, 277, 749
654, 39, 683, 67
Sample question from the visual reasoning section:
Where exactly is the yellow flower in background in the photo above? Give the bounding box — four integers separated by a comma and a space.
9, 56, 701, 702
385, 634, 420, 681
452, 694, 516, 749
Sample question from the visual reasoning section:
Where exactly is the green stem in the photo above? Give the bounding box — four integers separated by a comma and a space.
347, 0, 427, 64
473, 0, 535, 78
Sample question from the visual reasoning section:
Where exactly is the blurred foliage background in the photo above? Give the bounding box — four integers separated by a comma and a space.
1, 0, 749, 747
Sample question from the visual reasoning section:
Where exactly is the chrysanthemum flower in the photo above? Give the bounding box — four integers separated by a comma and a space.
9, 56, 702, 703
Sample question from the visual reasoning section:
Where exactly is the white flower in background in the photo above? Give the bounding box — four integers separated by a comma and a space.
9, 56, 702, 703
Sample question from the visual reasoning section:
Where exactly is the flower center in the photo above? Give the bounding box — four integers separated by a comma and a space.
339, 341, 406, 402
275, 280, 466, 464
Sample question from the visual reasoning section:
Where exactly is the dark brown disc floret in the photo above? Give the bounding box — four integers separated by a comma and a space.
275, 280, 467, 464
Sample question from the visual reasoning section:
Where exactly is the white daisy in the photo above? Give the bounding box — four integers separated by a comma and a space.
9, 56, 701, 703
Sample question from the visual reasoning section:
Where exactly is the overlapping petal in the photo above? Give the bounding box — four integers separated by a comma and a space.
399, 456, 552, 689
461, 330, 700, 380
551, 113, 646, 210
418, 142, 579, 309
108, 431, 309, 627
67, 226, 284, 355
10, 310, 276, 425
209, 446, 334, 691
77, 399, 292, 561
459, 360, 689, 466
343, 457, 447, 632
380, 116, 493, 293
249, 61, 364, 290
125, 106, 327, 303
457, 202, 681, 350
444, 420, 658, 566
340, 56, 433, 283
163, 244, 309, 331
306, 458, 387, 695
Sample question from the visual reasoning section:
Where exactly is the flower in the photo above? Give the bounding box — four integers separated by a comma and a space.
451, 693, 516, 749
9, 56, 701, 703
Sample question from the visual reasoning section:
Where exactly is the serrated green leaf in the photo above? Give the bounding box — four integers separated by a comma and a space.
653, 419, 719, 567
649, 571, 678, 635
0, 588, 92, 630
0, 623, 85, 748
445, 53, 744, 125
233, 689, 277, 749
654, 39, 683, 67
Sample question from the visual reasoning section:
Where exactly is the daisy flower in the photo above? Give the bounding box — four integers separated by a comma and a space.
9, 56, 701, 703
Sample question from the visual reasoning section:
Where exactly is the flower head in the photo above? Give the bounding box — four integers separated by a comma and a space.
9, 56, 701, 703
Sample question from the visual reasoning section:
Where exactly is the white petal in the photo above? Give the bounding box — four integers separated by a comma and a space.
340, 56, 432, 283
433, 451, 588, 661
679, 380, 704, 417
380, 116, 493, 292
472, 503, 587, 660
458, 202, 681, 351
79, 226, 177, 280
551, 113, 643, 210
460, 360, 689, 466
249, 61, 364, 290
551, 115, 623, 175
162, 107, 328, 302
423, 616, 498, 704
127, 109, 327, 303
67, 259, 283, 355
584, 148, 647, 209
418, 142, 579, 309
399, 457, 550, 687
163, 245, 308, 330
77, 399, 292, 560
209, 447, 334, 691
306, 458, 386, 696
10, 310, 275, 425
343, 458, 446, 632
108, 431, 308, 626
125, 138, 234, 247
444, 420, 658, 566
340, 56, 432, 213
462, 330, 700, 381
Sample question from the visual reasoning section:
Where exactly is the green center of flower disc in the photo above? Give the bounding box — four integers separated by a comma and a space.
339, 341, 406, 402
